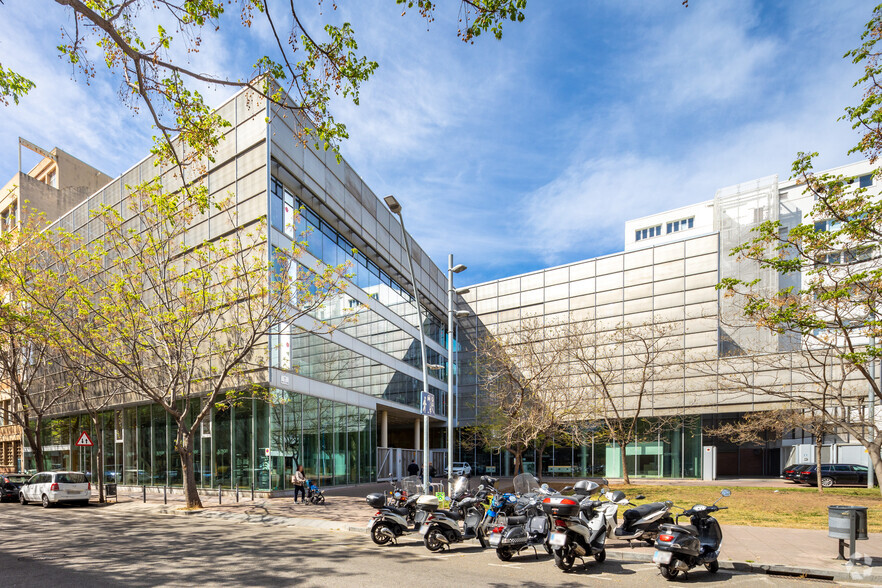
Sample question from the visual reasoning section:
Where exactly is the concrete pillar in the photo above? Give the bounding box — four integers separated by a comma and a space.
414, 418, 421, 450
580, 445, 588, 477
380, 411, 388, 448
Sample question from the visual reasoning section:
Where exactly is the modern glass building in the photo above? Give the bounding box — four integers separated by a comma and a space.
18, 87, 455, 489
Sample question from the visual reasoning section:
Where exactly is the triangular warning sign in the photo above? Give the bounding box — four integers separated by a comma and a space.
75, 431, 93, 447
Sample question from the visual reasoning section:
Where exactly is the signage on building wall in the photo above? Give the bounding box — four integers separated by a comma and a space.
264, 447, 271, 457
421, 392, 435, 416
75, 432, 93, 447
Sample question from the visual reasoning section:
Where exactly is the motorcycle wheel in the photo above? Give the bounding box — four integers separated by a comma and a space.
705, 560, 719, 573
553, 547, 576, 571
544, 542, 553, 555
424, 528, 445, 552
477, 526, 489, 548
594, 549, 606, 563
370, 523, 394, 546
497, 547, 513, 562
659, 564, 679, 580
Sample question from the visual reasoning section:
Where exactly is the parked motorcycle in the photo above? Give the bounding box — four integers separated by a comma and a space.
420, 476, 490, 551
653, 488, 731, 580
543, 479, 620, 571
614, 494, 674, 546
367, 490, 413, 545
489, 473, 554, 561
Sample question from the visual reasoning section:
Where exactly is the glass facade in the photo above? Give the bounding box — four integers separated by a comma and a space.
456, 416, 702, 479
24, 391, 376, 491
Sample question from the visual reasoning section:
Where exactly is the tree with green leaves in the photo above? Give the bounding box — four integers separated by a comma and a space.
0, 1, 530, 207
18, 181, 350, 508
718, 4, 882, 494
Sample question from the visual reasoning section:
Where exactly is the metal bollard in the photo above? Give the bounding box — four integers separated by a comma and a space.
142, 485, 146, 503
218, 485, 222, 505
236, 485, 239, 503
164, 485, 167, 505
251, 482, 254, 501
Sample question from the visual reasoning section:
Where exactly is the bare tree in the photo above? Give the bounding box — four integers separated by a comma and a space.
464, 317, 586, 476
567, 320, 678, 484
705, 408, 832, 492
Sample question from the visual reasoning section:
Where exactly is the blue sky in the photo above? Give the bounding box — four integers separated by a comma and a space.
0, 1, 873, 285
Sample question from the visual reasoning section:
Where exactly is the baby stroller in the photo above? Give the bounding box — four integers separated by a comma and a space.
307, 481, 325, 505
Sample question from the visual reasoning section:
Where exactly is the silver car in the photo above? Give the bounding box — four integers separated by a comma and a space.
19, 471, 91, 508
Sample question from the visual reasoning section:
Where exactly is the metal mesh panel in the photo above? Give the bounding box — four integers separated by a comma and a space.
714, 174, 779, 356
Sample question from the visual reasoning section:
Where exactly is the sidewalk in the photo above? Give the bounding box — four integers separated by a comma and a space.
104, 489, 882, 584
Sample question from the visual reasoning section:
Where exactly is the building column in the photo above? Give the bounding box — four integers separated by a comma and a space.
414, 418, 421, 450
380, 411, 388, 448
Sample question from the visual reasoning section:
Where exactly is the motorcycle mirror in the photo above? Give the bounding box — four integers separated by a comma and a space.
562, 486, 573, 492
664, 500, 673, 508
635, 494, 645, 500
721, 488, 731, 497
541, 483, 549, 490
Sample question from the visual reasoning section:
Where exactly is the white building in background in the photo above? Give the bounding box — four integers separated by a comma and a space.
456, 160, 879, 479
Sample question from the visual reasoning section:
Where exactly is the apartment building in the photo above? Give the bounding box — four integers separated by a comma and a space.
0, 141, 111, 473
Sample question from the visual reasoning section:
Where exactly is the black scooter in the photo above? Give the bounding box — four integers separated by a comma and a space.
653, 488, 731, 580
614, 494, 674, 546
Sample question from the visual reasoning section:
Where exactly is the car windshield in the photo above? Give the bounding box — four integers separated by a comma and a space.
56, 473, 88, 484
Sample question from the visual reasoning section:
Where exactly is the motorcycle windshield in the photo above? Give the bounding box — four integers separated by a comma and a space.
512, 473, 541, 495
401, 476, 422, 496
451, 476, 469, 498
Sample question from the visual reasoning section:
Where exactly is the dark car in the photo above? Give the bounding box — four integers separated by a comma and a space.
1, 474, 29, 502
782, 464, 811, 481
793, 463, 870, 487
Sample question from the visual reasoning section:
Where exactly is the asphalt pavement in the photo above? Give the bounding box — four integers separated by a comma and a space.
0, 501, 863, 587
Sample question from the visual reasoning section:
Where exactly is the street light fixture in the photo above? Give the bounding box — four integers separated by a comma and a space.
447, 254, 470, 487
384, 195, 432, 493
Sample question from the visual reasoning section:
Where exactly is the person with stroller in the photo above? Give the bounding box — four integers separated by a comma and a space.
291, 465, 307, 504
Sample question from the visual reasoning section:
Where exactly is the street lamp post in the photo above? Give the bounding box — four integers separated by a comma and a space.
447, 254, 469, 487
384, 195, 433, 493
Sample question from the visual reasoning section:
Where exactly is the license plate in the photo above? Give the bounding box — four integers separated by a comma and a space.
653, 550, 673, 564
420, 524, 431, 535
489, 533, 501, 547
549, 532, 567, 546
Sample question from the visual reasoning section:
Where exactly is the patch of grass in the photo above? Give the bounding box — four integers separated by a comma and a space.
594, 484, 882, 532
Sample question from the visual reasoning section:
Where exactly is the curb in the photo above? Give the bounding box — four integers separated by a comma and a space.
103, 503, 882, 584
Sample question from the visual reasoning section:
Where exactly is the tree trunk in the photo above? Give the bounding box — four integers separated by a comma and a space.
92, 415, 105, 503
868, 440, 882, 497
536, 441, 548, 479
814, 431, 824, 494
179, 429, 203, 509
512, 448, 522, 476
25, 421, 44, 472
619, 441, 630, 485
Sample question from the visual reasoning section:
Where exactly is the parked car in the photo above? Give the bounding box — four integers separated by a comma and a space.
1, 474, 29, 502
793, 463, 870, 487
781, 464, 811, 481
19, 471, 91, 507
446, 462, 472, 477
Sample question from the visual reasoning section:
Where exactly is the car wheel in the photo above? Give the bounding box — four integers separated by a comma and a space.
821, 477, 835, 488
19, 492, 28, 505
41, 494, 51, 508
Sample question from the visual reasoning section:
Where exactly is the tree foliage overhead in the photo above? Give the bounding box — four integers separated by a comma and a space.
0, 1, 531, 204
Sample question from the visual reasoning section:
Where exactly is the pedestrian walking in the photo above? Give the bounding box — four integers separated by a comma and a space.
429, 464, 437, 481
291, 465, 307, 504
407, 459, 419, 477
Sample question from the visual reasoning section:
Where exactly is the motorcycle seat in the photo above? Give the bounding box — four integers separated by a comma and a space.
437, 509, 462, 521
506, 516, 528, 525
383, 506, 410, 517
623, 502, 666, 521
668, 524, 698, 536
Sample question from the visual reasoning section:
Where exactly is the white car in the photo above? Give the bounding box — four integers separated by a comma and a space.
447, 462, 472, 477
19, 471, 91, 508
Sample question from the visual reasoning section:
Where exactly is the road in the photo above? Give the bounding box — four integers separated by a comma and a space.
0, 502, 855, 587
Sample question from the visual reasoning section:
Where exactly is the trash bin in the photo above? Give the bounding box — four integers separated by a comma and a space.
828, 505, 868, 540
